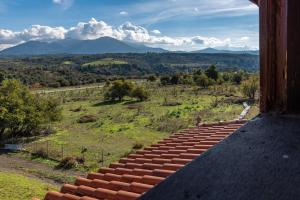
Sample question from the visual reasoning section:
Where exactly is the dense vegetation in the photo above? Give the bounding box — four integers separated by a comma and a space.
18, 69, 259, 170
0, 53, 258, 88
0, 79, 62, 141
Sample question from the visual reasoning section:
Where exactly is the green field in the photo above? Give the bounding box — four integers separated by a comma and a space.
0, 171, 57, 200
82, 58, 128, 67
25, 82, 258, 170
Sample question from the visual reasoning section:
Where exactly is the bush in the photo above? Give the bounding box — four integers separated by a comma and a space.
104, 80, 134, 101
78, 115, 98, 123
131, 86, 149, 101
231, 72, 243, 84
205, 65, 219, 81
160, 76, 171, 86
132, 143, 143, 150
242, 77, 259, 99
162, 102, 182, 106
32, 149, 48, 159
57, 157, 78, 169
0, 79, 62, 139
194, 74, 212, 88
147, 75, 157, 82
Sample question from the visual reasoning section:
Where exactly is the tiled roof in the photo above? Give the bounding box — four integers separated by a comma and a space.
43, 120, 245, 200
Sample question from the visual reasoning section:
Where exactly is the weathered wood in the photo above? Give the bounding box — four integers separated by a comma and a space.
287, 1, 300, 112
259, 0, 288, 113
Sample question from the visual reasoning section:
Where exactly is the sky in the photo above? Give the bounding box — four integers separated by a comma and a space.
0, 0, 259, 51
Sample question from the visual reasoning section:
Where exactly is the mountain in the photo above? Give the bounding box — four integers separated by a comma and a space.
193, 48, 259, 55
0, 37, 167, 56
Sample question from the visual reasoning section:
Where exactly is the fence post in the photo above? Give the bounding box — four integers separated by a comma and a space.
101, 149, 104, 167
34, 142, 37, 153
46, 141, 49, 156
61, 145, 64, 160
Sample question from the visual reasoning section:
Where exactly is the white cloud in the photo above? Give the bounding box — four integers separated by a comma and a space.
125, 0, 258, 25
151, 30, 161, 35
53, 0, 74, 10
0, 18, 257, 51
119, 11, 128, 16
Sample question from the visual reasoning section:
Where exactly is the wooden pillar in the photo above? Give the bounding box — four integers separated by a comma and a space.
259, 0, 287, 112
287, 1, 300, 112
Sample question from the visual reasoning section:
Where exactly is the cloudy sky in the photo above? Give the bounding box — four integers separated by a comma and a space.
0, 0, 259, 51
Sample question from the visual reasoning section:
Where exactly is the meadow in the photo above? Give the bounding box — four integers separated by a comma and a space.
0, 171, 58, 200
25, 81, 258, 171
82, 58, 128, 67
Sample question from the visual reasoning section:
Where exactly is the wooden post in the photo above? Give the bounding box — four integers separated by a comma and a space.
259, 0, 288, 112
287, 1, 300, 112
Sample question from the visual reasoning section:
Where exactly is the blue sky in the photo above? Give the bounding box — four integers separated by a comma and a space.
0, 0, 259, 51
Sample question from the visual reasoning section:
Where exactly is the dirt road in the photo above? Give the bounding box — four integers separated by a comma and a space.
0, 151, 85, 186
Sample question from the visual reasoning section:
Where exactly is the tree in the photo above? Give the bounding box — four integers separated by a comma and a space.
222, 72, 231, 82
205, 65, 219, 81
194, 74, 211, 88
170, 74, 180, 85
104, 80, 134, 101
147, 75, 157, 82
0, 72, 5, 83
160, 76, 171, 86
131, 86, 149, 101
231, 72, 243, 84
0, 79, 62, 139
241, 77, 259, 99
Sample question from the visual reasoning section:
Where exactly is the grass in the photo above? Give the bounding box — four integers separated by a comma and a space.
62, 61, 73, 65
82, 58, 128, 67
24, 82, 259, 171
0, 171, 58, 200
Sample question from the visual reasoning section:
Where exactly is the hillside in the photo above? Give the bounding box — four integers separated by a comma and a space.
0, 53, 259, 87
194, 48, 259, 55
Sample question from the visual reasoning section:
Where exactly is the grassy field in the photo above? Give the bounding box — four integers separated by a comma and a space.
0, 171, 57, 200
82, 58, 128, 67
25, 82, 258, 171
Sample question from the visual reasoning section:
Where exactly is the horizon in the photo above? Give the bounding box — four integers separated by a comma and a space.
0, 0, 259, 51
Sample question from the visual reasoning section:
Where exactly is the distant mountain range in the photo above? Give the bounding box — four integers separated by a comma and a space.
0, 37, 167, 56
193, 48, 259, 55
0, 37, 259, 56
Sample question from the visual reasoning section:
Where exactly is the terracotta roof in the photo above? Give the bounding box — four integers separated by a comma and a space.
43, 120, 246, 200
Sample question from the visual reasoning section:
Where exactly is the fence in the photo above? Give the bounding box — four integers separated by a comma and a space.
24, 140, 108, 167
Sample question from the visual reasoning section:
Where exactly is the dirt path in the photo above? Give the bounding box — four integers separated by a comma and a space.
0, 152, 85, 186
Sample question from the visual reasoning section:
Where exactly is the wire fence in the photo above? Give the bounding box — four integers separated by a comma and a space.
24, 140, 108, 166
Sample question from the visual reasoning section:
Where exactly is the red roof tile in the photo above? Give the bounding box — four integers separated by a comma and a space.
42, 120, 245, 200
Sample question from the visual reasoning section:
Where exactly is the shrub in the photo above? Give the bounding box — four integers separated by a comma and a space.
160, 76, 171, 85
242, 77, 259, 99
32, 149, 48, 159
132, 143, 143, 150
104, 80, 134, 101
70, 106, 83, 112
147, 75, 157, 82
131, 86, 149, 101
78, 115, 98, 123
205, 65, 219, 81
0, 79, 62, 139
194, 74, 211, 88
231, 72, 243, 84
57, 157, 78, 169
162, 102, 182, 106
